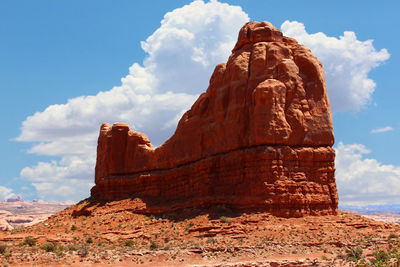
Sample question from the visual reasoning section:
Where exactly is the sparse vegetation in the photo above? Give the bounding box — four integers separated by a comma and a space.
68, 244, 78, 251
3, 250, 11, 259
185, 222, 194, 230
41, 242, 56, 252
124, 240, 134, 247
24, 236, 37, 247
86, 237, 93, 244
206, 237, 216, 244
219, 216, 231, 223
340, 245, 400, 266
0, 244, 6, 254
371, 249, 390, 265
70, 225, 77, 231
150, 241, 158, 250
78, 243, 88, 257
388, 233, 398, 239
346, 246, 363, 262
56, 250, 64, 257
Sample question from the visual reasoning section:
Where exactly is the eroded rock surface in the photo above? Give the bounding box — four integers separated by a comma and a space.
91, 21, 338, 217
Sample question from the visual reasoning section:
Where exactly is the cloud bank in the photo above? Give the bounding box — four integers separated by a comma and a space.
17, 0, 249, 201
281, 21, 390, 112
335, 142, 400, 205
0, 186, 15, 201
16, 1, 395, 205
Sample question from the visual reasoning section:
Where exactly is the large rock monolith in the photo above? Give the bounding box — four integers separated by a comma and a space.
91, 21, 338, 217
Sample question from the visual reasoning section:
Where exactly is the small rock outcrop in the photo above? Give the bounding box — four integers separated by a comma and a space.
91, 21, 338, 217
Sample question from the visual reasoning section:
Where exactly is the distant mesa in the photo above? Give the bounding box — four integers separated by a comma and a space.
90, 21, 338, 217
6, 196, 24, 203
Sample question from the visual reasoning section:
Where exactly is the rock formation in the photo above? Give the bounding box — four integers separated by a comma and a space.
6, 196, 24, 203
91, 21, 338, 217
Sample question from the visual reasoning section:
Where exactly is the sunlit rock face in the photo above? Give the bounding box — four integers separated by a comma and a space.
91, 21, 338, 217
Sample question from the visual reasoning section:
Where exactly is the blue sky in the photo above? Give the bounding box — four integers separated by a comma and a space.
1, 0, 399, 205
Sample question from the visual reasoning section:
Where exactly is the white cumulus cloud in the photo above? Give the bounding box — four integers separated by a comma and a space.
371, 126, 393, 134
16, 0, 249, 201
20, 155, 95, 201
281, 21, 390, 112
335, 142, 400, 205
0, 186, 15, 201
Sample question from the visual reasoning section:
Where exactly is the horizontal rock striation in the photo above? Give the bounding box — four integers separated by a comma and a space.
91, 21, 338, 217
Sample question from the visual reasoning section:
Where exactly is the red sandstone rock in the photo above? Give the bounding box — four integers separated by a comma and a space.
91, 21, 338, 217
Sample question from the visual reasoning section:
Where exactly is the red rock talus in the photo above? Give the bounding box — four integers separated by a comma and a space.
91, 21, 338, 217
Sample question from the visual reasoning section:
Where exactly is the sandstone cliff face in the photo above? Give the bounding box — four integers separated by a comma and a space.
91, 21, 338, 217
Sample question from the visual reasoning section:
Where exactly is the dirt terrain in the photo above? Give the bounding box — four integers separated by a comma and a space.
0, 199, 399, 266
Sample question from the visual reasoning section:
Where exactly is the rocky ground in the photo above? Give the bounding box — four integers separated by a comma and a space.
0, 199, 399, 266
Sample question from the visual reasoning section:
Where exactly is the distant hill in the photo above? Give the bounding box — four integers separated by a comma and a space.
6, 196, 24, 202
0, 200, 74, 230
340, 204, 400, 214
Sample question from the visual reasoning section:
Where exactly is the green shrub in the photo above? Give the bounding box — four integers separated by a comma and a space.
219, 216, 231, 223
371, 249, 390, 265
24, 236, 37, 246
389, 233, 399, 239
41, 242, 56, 252
206, 237, 215, 244
56, 250, 64, 257
86, 237, 93, 244
70, 225, 77, 231
3, 250, 11, 259
346, 246, 363, 262
185, 222, 194, 230
124, 240, 134, 247
150, 241, 158, 250
68, 244, 78, 251
0, 244, 6, 254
